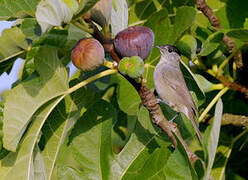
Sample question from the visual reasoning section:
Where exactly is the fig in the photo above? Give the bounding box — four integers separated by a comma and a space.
71, 38, 104, 71
114, 26, 154, 60
118, 56, 144, 78
89, 0, 112, 27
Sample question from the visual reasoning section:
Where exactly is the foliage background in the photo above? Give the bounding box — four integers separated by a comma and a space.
0, 0, 247, 179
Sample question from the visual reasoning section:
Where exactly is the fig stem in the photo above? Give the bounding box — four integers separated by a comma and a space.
72, 21, 94, 34
103, 60, 114, 69
66, 69, 117, 94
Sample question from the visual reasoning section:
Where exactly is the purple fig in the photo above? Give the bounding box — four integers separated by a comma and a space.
114, 26, 154, 60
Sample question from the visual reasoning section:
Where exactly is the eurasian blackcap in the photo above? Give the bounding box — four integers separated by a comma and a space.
154, 44, 202, 143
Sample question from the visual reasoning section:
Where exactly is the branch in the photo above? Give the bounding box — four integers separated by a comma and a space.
79, 17, 202, 164
195, 0, 243, 68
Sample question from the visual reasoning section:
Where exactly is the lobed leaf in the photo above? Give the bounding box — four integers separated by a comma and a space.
0, 27, 28, 63
226, 29, 248, 42
0, 96, 64, 180
111, 0, 128, 36
0, 0, 39, 20
203, 99, 223, 180
36, 0, 74, 33
3, 47, 68, 151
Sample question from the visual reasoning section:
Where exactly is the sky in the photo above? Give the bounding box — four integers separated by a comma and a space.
0, 21, 77, 97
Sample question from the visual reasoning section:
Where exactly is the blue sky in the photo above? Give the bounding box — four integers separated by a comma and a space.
0, 21, 77, 97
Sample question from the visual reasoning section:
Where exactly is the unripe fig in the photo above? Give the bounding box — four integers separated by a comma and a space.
114, 26, 154, 60
89, 0, 112, 27
71, 38, 104, 71
118, 56, 144, 78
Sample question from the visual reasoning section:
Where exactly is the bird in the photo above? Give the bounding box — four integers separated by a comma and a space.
153, 44, 202, 143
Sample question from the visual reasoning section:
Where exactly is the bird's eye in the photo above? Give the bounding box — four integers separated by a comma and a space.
168, 48, 172, 53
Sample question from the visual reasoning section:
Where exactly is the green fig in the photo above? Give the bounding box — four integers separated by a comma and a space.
118, 56, 144, 78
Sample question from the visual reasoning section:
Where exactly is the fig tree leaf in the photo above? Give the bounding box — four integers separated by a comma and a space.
58, 104, 172, 179
62, 0, 79, 13
33, 145, 47, 180
165, 136, 198, 180
210, 135, 232, 180
0, 96, 65, 180
226, 29, 248, 42
0, 0, 39, 20
176, 35, 197, 59
112, 106, 172, 179
116, 74, 141, 115
128, 0, 157, 26
199, 31, 224, 56
172, 6, 196, 43
41, 93, 88, 179
195, 74, 223, 93
32, 29, 68, 48
36, 0, 73, 33
180, 61, 205, 107
203, 99, 223, 180
3, 47, 68, 151
0, 27, 28, 63
20, 18, 41, 41
73, 0, 100, 20
59, 100, 115, 179
111, 0, 128, 36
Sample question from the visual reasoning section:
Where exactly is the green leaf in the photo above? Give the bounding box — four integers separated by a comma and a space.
195, 74, 224, 93
41, 94, 85, 179
128, 0, 157, 26
199, 31, 224, 56
32, 29, 68, 48
165, 147, 198, 180
3, 47, 68, 151
116, 74, 141, 115
172, 6, 196, 43
73, 0, 100, 20
20, 18, 41, 40
33, 145, 47, 180
59, 100, 115, 179
0, 0, 39, 20
203, 99, 223, 180
0, 96, 64, 180
57, 105, 171, 179
175, 35, 197, 59
113, 106, 170, 179
180, 61, 205, 107
226, 29, 248, 42
62, 0, 79, 13
0, 27, 28, 63
36, 0, 73, 33
111, 0, 128, 36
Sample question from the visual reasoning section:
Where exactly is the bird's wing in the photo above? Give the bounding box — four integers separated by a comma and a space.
161, 68, 198, 113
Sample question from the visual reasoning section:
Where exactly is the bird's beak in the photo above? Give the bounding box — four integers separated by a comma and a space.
156, 45, 162, 50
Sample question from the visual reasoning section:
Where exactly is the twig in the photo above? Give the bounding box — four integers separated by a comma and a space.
195, 0, 242, 68
207, 113, 248, 127
195, 0, 235, 52
217, 76, 248, 98
78, 16, 203, 164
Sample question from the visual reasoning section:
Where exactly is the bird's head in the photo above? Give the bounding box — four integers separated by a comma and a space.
156, 44, 181, 64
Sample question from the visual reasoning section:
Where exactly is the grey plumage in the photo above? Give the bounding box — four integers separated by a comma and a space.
154, 44, 202, 143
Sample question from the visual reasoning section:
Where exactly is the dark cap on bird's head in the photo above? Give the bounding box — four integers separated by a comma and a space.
156, 44, 181, 56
